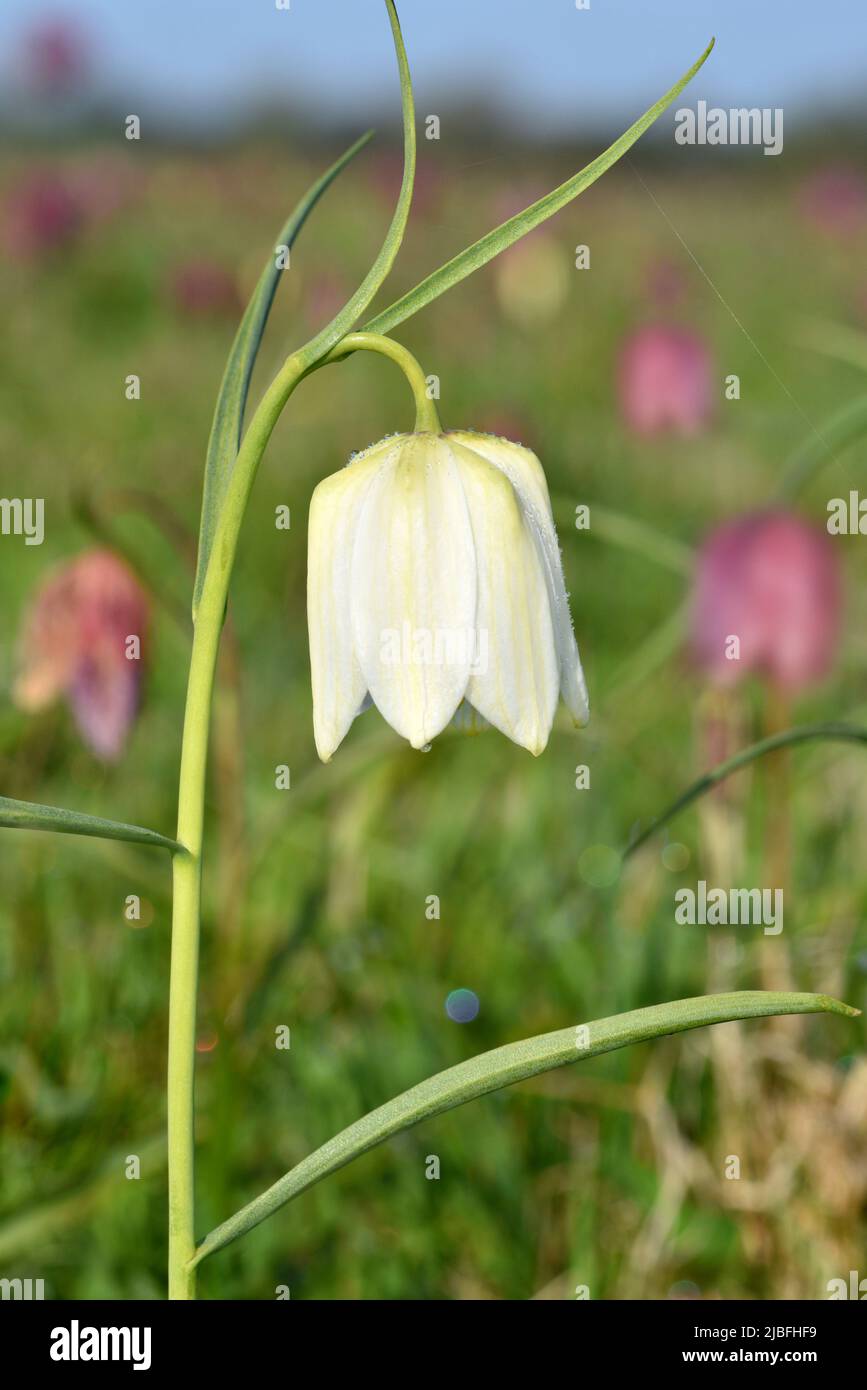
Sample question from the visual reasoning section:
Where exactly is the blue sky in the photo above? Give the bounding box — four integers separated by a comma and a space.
1, 0, 866, 136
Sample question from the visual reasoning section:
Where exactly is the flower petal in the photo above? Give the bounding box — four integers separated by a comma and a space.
307, 444, 389, 761
70, 648, 140, 761
350, 434, 476, 749
449, 439, 558, 754
449, 431, 589, 725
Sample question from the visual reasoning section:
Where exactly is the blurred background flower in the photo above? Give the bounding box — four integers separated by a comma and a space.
494, 234, 569, 329
22, 15, 89, 94
690, 511, 842, 693
3, 170, 83, 259
13, 549, 150, 760
617, 324, 714, 436
798, 166, 867, 240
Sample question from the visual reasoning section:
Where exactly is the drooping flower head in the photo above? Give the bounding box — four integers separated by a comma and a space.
618, 324, 713, 437
690, 511, 841, 692
307, 431, 588, 760
14, 549, 150, 760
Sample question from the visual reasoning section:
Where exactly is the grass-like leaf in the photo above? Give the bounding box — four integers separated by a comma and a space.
192, 129, 374, 619
0, 795, 183, 855
625, 722, 867, 857
362, 38, 714, 337
797, 319, 867, 376
190, 988, 855, 1268
291, 0, 416, 374
552, 497, 693, 575
779, 392, 867, 501
191, 0, 416, 615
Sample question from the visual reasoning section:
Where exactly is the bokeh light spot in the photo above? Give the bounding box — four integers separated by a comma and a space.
667, 1280, 701, 1300
578, 844, 621, 889
445, 988, 480, 1023
662, 841, 690, 872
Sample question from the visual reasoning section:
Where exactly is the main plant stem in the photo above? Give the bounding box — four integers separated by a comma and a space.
165, 333, 435, 1299
167, 623, 221, 1298
167, 358, 305, 1299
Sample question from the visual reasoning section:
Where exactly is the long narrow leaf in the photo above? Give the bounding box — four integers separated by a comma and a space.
292, 0, 416, 372
194, 0, 416, 614
625, 722, 867, 857
0, 795, 183, 855
779, 393, 867, 501
362, 38, 714, 337
192, 129, 374, 618
191, 988, 855, 1267
552, 497, 693, 575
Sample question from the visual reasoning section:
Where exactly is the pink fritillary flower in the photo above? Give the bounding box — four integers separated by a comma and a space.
691, 511, 842, 693
618, 324, 713, 437
14, 550, 150, 760
799, 167, 866, 240
4, 172, 83, 260
23, 18, 89, 93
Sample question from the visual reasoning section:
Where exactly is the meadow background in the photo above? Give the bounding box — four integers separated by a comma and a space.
1, 2, 866, 1300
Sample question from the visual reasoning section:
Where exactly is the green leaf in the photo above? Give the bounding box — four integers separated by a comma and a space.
193, 1, 416, 617
552, 496, 693, 575
0, 1133, 166, 1264
625, 722, 867, 857
191, 129, 374, 619
362, 38, 715, 337
292, 0, 416, 373
797, 320, 867, 376
0, 795, 183, 855
190, 988, 855, 1267
608, 601, 688, 704
779, 393, 867, 501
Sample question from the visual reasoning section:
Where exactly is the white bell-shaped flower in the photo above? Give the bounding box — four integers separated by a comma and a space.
307, 430, 588, 760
